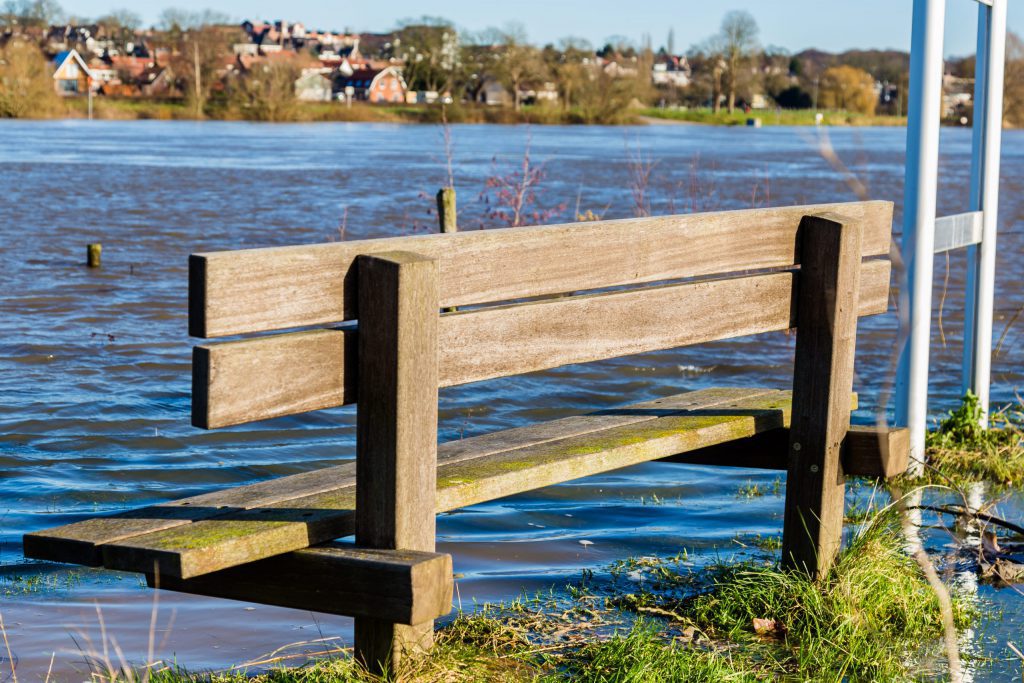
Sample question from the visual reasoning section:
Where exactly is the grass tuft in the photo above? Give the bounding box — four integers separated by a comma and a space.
919, 392, 1024, 486
551, 621, 753, 682
685, 510, 972, 680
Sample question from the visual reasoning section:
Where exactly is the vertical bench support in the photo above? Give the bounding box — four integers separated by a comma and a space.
782, 216, 862, 578
354, 252, 439, 675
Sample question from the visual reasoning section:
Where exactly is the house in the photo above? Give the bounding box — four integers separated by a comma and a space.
51, 49, 92, 95
87, 58, 117, 85
603, 59, 639, 78
652, 55, 691, 88
519, 81, 559, 105
476, 77, 511, 106
942, 73, 973, 119
295, 69, 333, 101
333, 66, 406, 103
139, 65, 174, 97
46, 25, 104, 56
109, 55, 151, 79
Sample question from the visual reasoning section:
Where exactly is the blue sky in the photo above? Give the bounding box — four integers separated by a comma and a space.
63, 0, 1019, 57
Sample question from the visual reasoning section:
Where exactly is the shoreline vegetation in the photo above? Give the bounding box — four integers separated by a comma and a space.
37, 99, 913, 126
129, 506, 973, 682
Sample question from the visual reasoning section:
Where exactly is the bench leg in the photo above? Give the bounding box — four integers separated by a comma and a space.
354, 252, 440, 675
782, 216, 862, 578
355, 620, 433, 674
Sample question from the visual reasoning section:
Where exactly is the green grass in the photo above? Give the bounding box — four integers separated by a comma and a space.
736, 477, 783, 499
129, 506, 972, 682
638, 107, 907, 127
912, 392, 1024, 486
684, 511, 973, 681
553, 622, 754, 682
48, 98, 910, 127
53, 98, 597, 125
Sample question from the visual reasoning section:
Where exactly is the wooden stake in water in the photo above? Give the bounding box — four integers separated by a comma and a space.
437, 187, 457, 313
436, 187, 457, 235
87, 243, 102, 268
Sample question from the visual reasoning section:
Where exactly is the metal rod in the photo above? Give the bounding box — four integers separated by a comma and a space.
896, 0, 946, 473
963, 1, 989, 408
963, 0, 1007, 427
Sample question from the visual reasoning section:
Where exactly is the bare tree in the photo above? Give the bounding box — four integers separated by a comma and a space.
395, 16, 459, 95
496, 24, 543, 111
154, 10, 236, 118
97, 8, 142, 47
1, 0, 63, 28
228, 59, 301, 121
719, 10, 760, 113
1002, 32, 1024, 127
689, 42, 725, 112
544, 37, 591, 111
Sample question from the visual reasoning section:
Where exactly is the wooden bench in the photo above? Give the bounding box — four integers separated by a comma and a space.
25, 201, 908, 674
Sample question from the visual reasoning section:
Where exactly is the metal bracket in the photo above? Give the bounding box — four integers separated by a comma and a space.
934, 211, 983, 253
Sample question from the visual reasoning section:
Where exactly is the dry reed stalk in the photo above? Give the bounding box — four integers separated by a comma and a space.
0, 612, 17, 683
624, 136, 657, 217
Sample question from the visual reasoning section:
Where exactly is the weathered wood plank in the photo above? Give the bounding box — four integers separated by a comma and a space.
98, 391, 798, 579
782, 216, 861, 577
443, 260, 888, 387
150, 545, 453, 625
26, 387, 766, 567
22, 462, 361, 566
663, 424, 907, 479
190, 202, 893, 338
193, 259, 890, 429
193, 329, 356, 430
843, 425, 910, 478
354, 252, 441, 671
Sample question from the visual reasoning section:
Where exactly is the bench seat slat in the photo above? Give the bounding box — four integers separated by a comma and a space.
26, 388, 791, 577
104, 391, 797, 578
25, 388, 768, 567
194, 259, 890, 429
191, 202, 893, 338
105, 389, 790, 577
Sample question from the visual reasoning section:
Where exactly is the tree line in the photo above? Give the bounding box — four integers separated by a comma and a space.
4, 1, 1024, 124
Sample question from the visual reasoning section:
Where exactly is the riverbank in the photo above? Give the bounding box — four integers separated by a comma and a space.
60, 98, 608, 124
52, 98, 912, 126
133, 507, 972, 682
638, 107, 908, 127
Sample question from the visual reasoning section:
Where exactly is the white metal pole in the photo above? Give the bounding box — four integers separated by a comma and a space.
963, 1, 989, 413
963, 0, 1007, 428
896, 0, 946, 473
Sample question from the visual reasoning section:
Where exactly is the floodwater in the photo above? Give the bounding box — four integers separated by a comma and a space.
1, 120, 1023, 680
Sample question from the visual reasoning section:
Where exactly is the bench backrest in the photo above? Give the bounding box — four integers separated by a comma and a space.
189, 201, 894, 430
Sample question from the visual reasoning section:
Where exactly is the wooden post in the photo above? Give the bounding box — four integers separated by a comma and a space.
437, 187, 457, 314
87, 243, 102, 268
436, 188, 456, 235
781, 215, 862, 578
354, 251, 439, 675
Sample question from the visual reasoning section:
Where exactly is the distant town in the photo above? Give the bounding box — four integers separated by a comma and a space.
0, 1, 1016, 124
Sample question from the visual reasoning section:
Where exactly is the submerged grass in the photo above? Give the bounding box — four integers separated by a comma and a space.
128, 505, 970, 683
915, 392, 1024, 486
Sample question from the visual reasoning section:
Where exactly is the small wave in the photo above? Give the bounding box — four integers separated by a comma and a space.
677, 364, 716, 375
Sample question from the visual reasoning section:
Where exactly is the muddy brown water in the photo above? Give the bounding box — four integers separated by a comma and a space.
1, 120, 1023, 679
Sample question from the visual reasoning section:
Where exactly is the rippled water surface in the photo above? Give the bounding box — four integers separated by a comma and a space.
2, 120, 1023, 679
